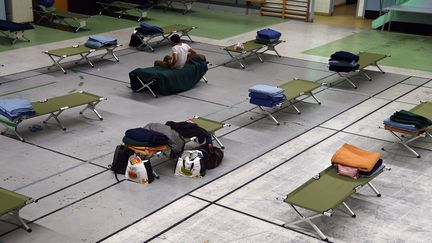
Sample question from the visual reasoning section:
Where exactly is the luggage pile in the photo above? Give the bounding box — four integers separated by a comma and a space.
383, 109, 432, 133
255, 28, 281, 44
248, 84, 286, 108
331, 143, 384, 179
111, 120, 224, 182
84, 35, 118, 49
328, 51, 360, 72
0, 99, 35, 121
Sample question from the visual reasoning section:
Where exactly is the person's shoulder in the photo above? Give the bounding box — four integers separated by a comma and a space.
182, 43, 191, 48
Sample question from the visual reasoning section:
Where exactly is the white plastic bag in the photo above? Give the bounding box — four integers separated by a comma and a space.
234, 42, 244, 51
175, 150, 205, 178
125, 154, 150, 184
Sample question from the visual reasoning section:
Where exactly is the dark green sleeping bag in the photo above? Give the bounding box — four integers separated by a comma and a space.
129, 59, 208, 95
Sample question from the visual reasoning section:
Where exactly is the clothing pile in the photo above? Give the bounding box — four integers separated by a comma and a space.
123, 128, 171, 158
331, 143, 384, 179
383, 109, 432, 133
165, 120, 212, 146
0, 99, 35, 121
84, 35, 118, 49
328, 51, 360, 73
248, 84, 286, 108
255, 28, 281, 44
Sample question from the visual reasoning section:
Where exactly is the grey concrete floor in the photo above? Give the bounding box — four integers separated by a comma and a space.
1, 39, 432, 243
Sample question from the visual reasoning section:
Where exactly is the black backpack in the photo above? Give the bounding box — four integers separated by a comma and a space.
195, 144, 224, 169
129, 32, 144, 48
110, 145, 134, 181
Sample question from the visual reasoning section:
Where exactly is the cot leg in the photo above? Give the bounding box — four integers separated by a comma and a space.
310, 93, 321, 105
78, 53, 94, 68
342, 202, 356, 217
183, 31, 194, 42
44, 110, 66, 131
257, 106, 280, 125
212, 134, 225, 149
11, 210, 31, 232
101, 48, 119, 62
367, 182, 381, 197
290, 101, 301, 114
338, 73, 357, 89
255, 52, 264, 63
225, 51, 245, 69
375, 63, 385, 74
47, 55, 67, 74
3, 126, 25, 142
136, 77, 158, 98
361, 71, 372, 81
388, 131, 421, 158
286, 205, 328, 241
202, 76, 208, 83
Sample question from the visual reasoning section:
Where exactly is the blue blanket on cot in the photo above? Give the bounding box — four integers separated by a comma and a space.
383, 118, 418, 133
85, 35, 117, 49
249, 92, 285, 100
248, 85, 284, 96
0, 99, 35, 120
0, 20, 34, 32
250, 97, 284, 107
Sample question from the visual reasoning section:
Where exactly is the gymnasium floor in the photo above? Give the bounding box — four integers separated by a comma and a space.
1, 5, 432, 243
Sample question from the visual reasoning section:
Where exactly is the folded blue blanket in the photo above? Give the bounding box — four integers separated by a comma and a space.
248, 84, 284, 96
0, 99, 35, 120
383, 118, 418, 133
89, 35, 117, 45
250, 97, 284, 107
249, 92, 285, 100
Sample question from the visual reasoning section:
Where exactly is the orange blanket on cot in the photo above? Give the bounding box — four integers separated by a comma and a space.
331, 144, 381, 172
127, 145, 170, 157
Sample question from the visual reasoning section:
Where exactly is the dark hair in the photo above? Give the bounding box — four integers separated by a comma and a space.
170, 34, 181, 44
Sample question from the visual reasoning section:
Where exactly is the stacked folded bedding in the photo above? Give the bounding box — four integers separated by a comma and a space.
123, 128, 171, 157
85, 35, 118, 49
255, 28, 281, 44
383, 109, 432, 133
331, 143, 383, 179
0, 99, 35, 121
248, 84, 286, 107
328, 51, 360, 72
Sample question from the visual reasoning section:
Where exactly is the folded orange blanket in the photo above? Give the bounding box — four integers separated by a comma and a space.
127, 145, 170, 157
331, 143, 380, 172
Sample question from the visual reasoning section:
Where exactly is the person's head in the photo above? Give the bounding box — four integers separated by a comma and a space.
170, 34, 181, 45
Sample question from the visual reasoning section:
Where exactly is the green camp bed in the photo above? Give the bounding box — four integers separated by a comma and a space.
250, 79, 322, 125
190, 116, 230, 149
331, 52, 389, 89
97, 1, 149, 21
34, 6, 90, 32
0, 91, 106, 141
223, 39, 284, 69
382, 102, 432, 158
135, 24, 196, 52
0, 187, 34, 232
44, 43, 120, 74
165, 0, 197, 14
282, 165, 386, 241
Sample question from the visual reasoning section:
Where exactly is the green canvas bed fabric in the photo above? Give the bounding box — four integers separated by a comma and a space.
383, 102, 432, 158
0, 91, 106, 141
0, 187, 33, 232
129, 59, 208, 96
223, 40, 284, 69
97, 1, 149, 21
282, 165, 385, 241
329, 52, 389, 89
44, 43, 120, 74
190, 116, 230, 149
251, 79, 322, 125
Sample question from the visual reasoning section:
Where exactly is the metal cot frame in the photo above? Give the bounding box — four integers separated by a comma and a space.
280, 166, 387, 241
224, 40, 284, 69
97, 1, 149, 21
135, 25, 196, 52
44, 44, 121, 74
165, 0, 196, 14
0, 91, 106, 142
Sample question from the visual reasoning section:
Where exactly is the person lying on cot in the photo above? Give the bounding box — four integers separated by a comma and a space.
154, 34, 201, 69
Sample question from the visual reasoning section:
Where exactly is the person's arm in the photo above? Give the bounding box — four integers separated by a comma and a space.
170, 52, 178, 68
189, 47, 197, 56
